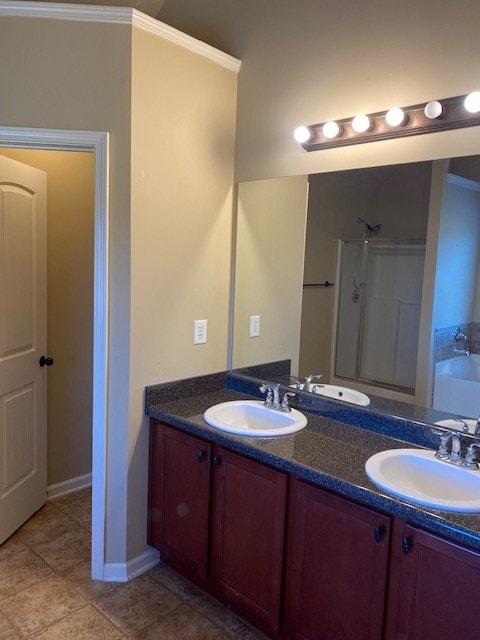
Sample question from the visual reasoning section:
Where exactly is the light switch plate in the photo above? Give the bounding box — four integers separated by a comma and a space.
194, 319, 207, 344
249, 315, 260, 338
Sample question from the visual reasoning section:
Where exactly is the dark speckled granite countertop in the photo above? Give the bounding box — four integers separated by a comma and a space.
147, 382, 480, 552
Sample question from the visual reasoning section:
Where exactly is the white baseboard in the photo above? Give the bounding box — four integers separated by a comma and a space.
103, 546, 160, 582
47, 472, 92, 500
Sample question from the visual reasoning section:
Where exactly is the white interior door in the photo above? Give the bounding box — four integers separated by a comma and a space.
0, 155, 47, 544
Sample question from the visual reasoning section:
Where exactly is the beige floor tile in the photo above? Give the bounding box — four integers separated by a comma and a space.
0, 576, 87, 636
34, 526, 91, 571
149, 563, 204, 602
0, 533, 28, 561
60, 560, 123, 601
49, 487, 91, 509
0, 613, 22, 639
0, 549, 53, 601
28, 604, 124, 640
94, 574, 182, 634
190, 591, 250, 636
55, 493, 92, 530
133, 603, 231, 640
15, 507, 79, 547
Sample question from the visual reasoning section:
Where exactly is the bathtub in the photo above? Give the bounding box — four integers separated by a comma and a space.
433, 354, 480, 419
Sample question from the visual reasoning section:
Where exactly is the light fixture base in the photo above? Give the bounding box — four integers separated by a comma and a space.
300, 95, 480, 151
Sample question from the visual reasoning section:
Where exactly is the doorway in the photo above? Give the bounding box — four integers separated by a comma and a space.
0, 148, 95, 499
0, 127, 108, 580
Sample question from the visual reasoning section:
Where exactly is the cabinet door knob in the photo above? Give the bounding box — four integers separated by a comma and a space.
402, 535, 413, 555
374, 524, 385, 543
213, 455, 223, 469
197, 449, 208, 463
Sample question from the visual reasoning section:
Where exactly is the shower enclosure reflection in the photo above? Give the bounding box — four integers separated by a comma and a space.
232, 155, 480, 418
335, 239, 426, 393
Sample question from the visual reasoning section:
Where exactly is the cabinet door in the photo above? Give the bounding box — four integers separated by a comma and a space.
148, 421, 211, 581
395, 524, 480, 639
210, 446, 287, 631
286, 479, 391, 640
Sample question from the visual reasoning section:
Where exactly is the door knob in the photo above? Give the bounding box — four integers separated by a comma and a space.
39, 356, 54, 367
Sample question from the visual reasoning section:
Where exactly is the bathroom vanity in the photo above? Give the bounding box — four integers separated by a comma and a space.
146, 372, 480, 640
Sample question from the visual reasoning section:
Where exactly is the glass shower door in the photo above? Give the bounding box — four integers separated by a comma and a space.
335, 239, 425, 393
359, 242, 425, 391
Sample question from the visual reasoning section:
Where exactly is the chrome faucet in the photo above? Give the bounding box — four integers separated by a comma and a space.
259, 384, 296, 412
433, 429, 453, 461
304, 373, 324, 388
431, 428, 480, 468
432, 429, 465, 465
449, 433, 463, 464
454, 326, 468, 342
453, 417, 470, 433
259, 383, 280, 408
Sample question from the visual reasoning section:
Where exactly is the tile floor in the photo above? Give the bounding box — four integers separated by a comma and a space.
0, 489, 268, 639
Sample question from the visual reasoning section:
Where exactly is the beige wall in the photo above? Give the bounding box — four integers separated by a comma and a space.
128, 27, 237, 558
0, 149, 94, 487
0, 16, 133, 565
233, 0, 480, 181
0, 13, 238, 569
160, 0, 480, 181
233, 176, 309, 373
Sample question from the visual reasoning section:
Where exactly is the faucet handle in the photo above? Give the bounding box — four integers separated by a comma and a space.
281, 392, 296, 412
465, 443, 480, 470
432, 428, 452, 460
259, 383, 273, 407
289, 376, 303, 389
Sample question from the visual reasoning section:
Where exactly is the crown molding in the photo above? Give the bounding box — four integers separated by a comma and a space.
131, 10, 240, 72
0, 1, 241, 72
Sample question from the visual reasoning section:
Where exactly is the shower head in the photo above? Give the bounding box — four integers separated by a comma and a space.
358, 218, 382, 234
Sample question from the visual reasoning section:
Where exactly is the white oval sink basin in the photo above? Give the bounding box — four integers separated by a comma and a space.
365, 448, 480, 512
290, 383, 370, 406
311, 384, 370, 406
434, 418, 479, 435
203, 400, 307, 437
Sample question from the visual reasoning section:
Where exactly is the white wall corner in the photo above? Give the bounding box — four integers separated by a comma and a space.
103, 546, 160, 582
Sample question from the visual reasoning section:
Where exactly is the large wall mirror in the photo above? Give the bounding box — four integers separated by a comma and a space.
232, 155, 480, 431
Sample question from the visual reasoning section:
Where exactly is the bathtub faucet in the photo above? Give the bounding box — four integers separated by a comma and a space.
453, 347, 470, 356
454, 327, 468, 342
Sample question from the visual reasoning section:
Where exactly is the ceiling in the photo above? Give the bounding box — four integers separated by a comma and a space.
32, 0, 168, 18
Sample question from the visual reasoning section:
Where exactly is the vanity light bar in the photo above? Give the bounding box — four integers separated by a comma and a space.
295, 94, 480, 151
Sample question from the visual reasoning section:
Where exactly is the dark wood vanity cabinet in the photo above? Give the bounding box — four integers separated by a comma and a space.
148, 421, 212, 580
285, 478, 391, 640
149, 419, 480, 640
210, 445, 287, 630
391, 523, 480, 639
148, 420, 287, 631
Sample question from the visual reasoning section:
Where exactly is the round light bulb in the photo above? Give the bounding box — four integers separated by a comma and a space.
352, 114, 372, 133
386, 107, 406, 127
322, 121, 341, 139
424, 100, 443, 119
293, 125, 311, 143
464, 92, 480, 114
